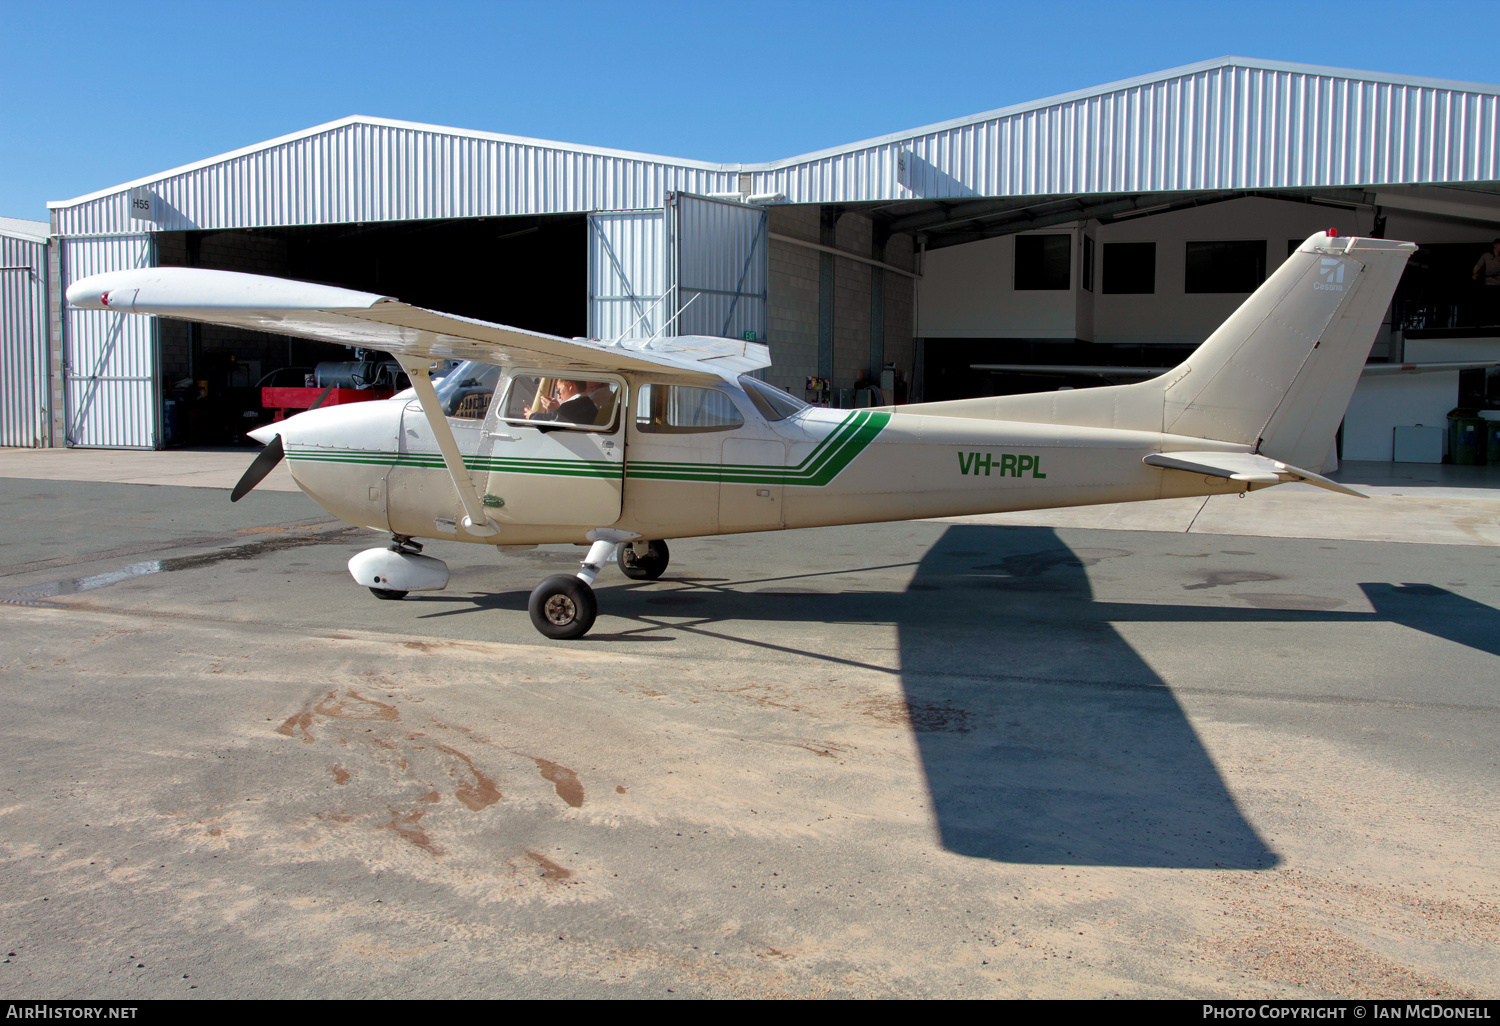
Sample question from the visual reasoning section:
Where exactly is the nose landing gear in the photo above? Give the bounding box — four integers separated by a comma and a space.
528, 575, 599, 639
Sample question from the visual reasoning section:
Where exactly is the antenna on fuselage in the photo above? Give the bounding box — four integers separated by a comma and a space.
645, 291, 701, 346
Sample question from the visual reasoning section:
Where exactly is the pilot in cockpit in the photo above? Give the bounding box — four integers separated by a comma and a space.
528, 379, 598, 424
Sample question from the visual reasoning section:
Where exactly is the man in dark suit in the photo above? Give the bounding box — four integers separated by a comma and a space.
529, 379, 598, 425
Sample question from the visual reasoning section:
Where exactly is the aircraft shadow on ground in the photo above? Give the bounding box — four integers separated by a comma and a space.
409, 524, 1500, 869
885, 525, 1278, 869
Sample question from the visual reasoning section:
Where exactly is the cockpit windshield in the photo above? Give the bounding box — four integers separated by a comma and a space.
738, 375, 808, 421
433, 360, 506, 418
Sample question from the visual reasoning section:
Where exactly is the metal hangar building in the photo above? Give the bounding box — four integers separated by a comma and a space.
17, 56, 1500, 460
0, 216, 51, 449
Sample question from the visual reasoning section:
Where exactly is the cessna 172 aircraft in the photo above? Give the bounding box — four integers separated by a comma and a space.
67, 230, 1415, 639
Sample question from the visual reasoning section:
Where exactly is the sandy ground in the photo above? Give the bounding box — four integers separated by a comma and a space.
0, 474, 1496, 998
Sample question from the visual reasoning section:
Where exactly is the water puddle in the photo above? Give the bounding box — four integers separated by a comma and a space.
0, 528, 361, 607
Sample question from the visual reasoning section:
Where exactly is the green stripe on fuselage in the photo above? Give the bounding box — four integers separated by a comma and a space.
285, 448, 622, 480
283, 410, 890, 487
626, 411, 889, 485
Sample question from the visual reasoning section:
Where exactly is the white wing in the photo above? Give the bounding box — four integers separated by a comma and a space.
67, 267, 770, 380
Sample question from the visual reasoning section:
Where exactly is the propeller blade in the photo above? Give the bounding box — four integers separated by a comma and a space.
231, 434, 285, 503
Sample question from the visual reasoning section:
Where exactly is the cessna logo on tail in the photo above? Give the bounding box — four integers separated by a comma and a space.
1314, 257, 1347, 292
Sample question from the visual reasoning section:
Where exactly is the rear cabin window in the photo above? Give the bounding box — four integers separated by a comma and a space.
635, 384, 744, 433
498, 374, 621, 430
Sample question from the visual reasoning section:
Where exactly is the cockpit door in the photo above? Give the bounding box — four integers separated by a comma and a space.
481, 372, 625, 527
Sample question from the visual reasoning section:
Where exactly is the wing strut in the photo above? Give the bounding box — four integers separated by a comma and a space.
394, 352, 501, 538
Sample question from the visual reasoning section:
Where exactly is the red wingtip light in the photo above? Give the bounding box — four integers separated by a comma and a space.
1328, 228, 1339, 237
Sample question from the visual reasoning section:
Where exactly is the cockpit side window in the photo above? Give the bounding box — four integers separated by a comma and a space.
497, 373, 621, 431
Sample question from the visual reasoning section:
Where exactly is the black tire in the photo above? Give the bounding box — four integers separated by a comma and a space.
528, 574, 598, 640
617, 539, 670, 580
370, 587, 408, 600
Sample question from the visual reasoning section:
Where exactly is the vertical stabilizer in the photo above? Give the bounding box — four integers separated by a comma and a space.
1160, 233, 1415, 468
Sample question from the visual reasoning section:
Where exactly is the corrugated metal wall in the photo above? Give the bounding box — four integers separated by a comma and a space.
587, 210, 666, 340
751, 64, 1500, 203
670, 194, 768, 343
62, 235, 158, 449
54, 120, 740, 236
0, 233, 50, 447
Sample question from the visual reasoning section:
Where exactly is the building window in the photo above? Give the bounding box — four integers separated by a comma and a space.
1185, 240, 1267, 293
1014, 234, 1071, 291
1081, 235, 1095, 292
1102, 242, 1155, 294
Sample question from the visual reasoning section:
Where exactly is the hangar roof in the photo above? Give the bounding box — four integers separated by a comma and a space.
0, 216, 49, 243
49, 56, 1500, 237
749, 55, 1500, 202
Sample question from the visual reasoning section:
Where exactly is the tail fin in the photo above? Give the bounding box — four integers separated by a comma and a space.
906, 232, 1416, 470
1161, 233, 1415, 468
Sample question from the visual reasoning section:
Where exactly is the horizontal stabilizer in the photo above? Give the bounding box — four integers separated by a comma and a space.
1144, 451, 1366, 497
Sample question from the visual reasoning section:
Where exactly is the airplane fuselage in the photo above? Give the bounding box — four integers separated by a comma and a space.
275, 374, 1255, 548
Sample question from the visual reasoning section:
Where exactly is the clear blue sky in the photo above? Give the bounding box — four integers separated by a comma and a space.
2, 0, 1496, 222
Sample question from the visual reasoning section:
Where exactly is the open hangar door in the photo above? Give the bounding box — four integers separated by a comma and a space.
587, 194, 767, 344
669, 192, 767, 344
153, 214, 586, 446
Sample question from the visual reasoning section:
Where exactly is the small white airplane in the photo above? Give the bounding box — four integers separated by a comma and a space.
68, 231, 1415, 639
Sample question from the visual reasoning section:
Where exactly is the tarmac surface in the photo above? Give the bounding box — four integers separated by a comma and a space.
0, 449, 1497, 998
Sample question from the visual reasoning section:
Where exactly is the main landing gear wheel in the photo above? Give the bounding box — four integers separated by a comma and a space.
369, 587, 408, 600
528, 574, 598, 640
617, 539, 670, 580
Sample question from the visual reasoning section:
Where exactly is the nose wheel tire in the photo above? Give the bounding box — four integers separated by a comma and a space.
369, 587, 408, 600
617, 539, 670, 581
528, 574, 598, 640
